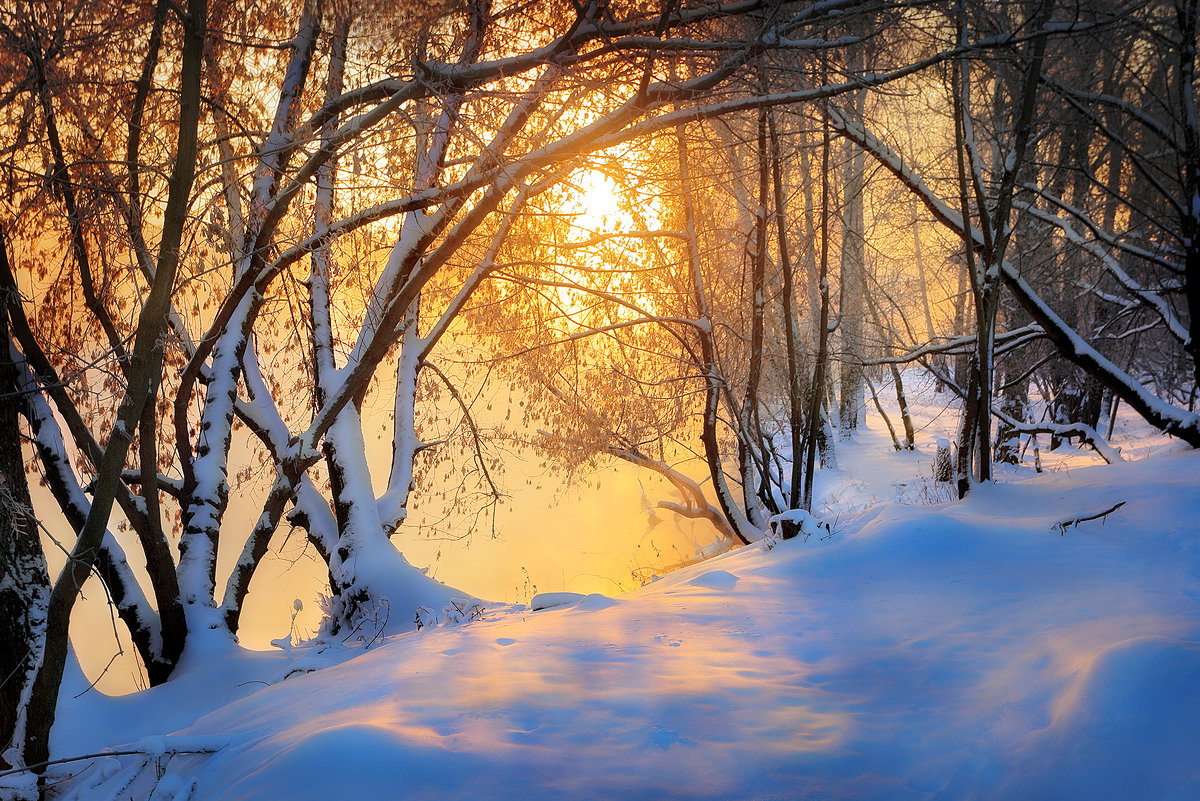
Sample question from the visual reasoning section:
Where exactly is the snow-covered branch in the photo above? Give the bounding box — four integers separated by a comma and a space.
861, 325, 1046, 366
826, 102, 1200, 448
1018, 201, 1189, 345
991, 407, 1125, 465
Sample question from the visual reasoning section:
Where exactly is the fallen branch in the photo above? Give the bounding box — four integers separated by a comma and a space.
0, 737, 227, 778
1052, 501, 1126, 535
924, 362, 1125, 465
995, 415, 1125, 465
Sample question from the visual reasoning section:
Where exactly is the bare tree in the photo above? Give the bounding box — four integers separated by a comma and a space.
2, 0, 965, 776
0, 228, 49, 790
826, 0, 1200, 451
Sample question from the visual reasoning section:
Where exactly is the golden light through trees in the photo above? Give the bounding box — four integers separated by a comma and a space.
3, 1, 1199, 774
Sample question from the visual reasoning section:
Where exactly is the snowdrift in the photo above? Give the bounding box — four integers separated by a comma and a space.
50, 449, 1200, 800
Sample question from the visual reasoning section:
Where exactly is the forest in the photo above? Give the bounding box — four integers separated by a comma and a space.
1, 0, 1198, 798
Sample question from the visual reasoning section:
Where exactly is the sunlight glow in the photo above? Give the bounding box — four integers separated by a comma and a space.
567, 169, 627, 234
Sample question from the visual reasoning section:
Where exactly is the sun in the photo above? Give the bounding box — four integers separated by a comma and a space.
566, 168, 628, 234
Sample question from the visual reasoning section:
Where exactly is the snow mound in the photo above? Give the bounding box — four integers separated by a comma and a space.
687, 570, 739, 591
575, 592, 617, 610
530, 592, 585, 611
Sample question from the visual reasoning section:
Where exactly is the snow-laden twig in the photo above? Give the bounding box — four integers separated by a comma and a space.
1018, 201, 1189, 345
926, 361, 1125, 465
1052, 501, 1126, 535
825, 101, 1200, 447
0, 738, 228, 779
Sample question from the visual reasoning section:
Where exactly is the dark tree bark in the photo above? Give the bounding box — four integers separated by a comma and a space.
677, 123, 754, 545
1175, 0, 1200, 391
803, 109, 835, 514
0, 229, 50, 783
838, 93, 868, 435
22, 0, 208, 771
768, 110, 807, 509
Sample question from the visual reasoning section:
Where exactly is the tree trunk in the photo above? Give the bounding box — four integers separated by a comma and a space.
803, 112, 835, 513
995, 363, 1031, 464
890, 362, 916, 449
23, 0, 208, 770
838, 103, 867, 435
0, 236, 50, 788
1175, 0, 1200, 390
956, 362, 979, 499
739, 108, 770, 527
768, 110, 806, 510
952, 259, 970, 389
677, 123, 754, 544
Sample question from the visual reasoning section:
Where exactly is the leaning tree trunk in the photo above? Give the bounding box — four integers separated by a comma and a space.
23, 0, 209, 771
0, 236, 50, 790
1175, 0, 1200, 390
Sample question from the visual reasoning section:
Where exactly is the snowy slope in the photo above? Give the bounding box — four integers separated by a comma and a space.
46, 443, 1200, 801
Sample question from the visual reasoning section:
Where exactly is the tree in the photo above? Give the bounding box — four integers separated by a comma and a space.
3, 0, 961, 779
0, 228, 49, 789
826, 0, 1200, 455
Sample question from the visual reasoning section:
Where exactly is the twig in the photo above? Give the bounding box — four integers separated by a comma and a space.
362, 599, 390, 650
424, 361, 504, 503
0, 743, 224, 779
1052, 501, 1126, 535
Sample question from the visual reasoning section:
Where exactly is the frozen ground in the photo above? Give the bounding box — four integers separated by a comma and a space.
24, 385, 1200, 800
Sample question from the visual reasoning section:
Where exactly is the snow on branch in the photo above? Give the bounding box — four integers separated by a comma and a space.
826, 102, 1200, 448
991, 408, 1125, 465
927, 363, 1126, 465
1017, 202, 1189, 345
861, 325, 1046, 366
1052, 501, 1127, 535
114, 470, 184, 498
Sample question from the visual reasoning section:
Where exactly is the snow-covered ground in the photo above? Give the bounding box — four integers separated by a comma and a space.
26, 385, 1200, 800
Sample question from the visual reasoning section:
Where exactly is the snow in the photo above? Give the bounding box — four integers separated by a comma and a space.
529, 592, 585, 610
684, 570, 739, 591
767, 508, 830, 540
25, 388, 1200, 801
